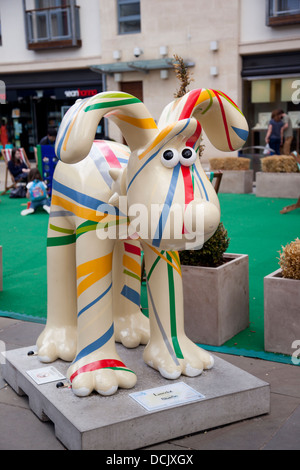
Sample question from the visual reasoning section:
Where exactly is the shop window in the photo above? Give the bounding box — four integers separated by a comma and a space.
117, 0, 141, 34
267, 0, 300, 26
24, 0, 81, 50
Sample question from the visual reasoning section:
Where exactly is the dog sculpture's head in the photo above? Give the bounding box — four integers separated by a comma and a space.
55, 89, 248, 250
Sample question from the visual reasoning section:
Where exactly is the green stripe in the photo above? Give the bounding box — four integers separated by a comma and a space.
49, 224, 75, 235
76, 220, 98, 238
85, 97, 140, 113
217, 91, 244, 115
191, 165, 195, 192
201, 89, 214, 115
171, 250, 180, 268
167, 253, 184, 359
47, 234, 76, 247
147, 251, 165, 281
108, 367, 136, 374
123, 269, 141, 282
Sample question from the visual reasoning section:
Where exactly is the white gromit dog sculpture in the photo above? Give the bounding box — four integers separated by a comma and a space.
36, 89, 248, 397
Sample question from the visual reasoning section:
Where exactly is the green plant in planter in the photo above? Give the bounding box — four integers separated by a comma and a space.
179, 222, 230, 267
278, 238, 300, 280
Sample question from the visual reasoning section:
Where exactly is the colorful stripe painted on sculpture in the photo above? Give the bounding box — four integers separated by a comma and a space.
77, 252, 113, 298
69, 358, 135, 383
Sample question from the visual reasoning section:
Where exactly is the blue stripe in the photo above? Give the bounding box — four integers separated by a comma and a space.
90, 144, 114, 188
56, 100, 86, 160
152, 163, 181, 247
52, 179, 121, 216
127, 150, 158, 191
73, 323, 114, 363
127, 119, 191, 192
193, 166, 209, 201
231, 126, 249, 141
78, 283, 112, 317
121, 285, 140, 306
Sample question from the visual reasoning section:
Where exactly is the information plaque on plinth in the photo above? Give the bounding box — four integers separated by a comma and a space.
2, 345, 270, 450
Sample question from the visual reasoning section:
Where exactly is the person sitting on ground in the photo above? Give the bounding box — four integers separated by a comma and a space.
8, 148, 30, 183
39, 127, 57, 146
21, 168, 50, 216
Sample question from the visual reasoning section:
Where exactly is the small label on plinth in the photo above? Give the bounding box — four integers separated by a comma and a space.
26, 366, 66, 385
129, 382, 205, 411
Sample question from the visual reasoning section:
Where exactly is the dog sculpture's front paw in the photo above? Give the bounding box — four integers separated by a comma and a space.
36, 326, 77, 363
114, 310, 150, 348
143, 336, 214, 379
67, 351, 137, 397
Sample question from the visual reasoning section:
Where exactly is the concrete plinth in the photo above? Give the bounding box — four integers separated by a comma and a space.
256, 172, 300, 198
2, 345, 270, 450
218, 170, 253, 194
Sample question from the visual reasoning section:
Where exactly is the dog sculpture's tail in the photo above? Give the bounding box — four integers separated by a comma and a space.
158, 88, 249, 153
55, 91, 158, 164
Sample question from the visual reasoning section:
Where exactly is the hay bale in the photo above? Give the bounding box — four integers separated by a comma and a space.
209, 157, 250, 171
261, 155, 299, 173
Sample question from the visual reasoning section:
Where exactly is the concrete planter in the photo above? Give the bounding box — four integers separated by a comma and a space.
264, 269, 300, 356
217, 170, 253, 194
256, 172, 300, 198
182, 253, 249, 346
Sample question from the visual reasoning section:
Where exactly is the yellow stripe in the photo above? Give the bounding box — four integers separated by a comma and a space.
51, 194, 118, 224
145, 243, 182, 277
122, 254, 141, 277
109, 112, 157, 130
138, 123, 177, 160
167, 251, 181, 274
195, 89, 216, 106
77, 253, 112, 297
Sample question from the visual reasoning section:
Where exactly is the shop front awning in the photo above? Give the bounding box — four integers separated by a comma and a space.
90, 58, 195, 75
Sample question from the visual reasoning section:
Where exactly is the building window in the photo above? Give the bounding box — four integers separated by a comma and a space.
267, 0, 300, 26
24, 0, 81, 50
117, 0, 141, 34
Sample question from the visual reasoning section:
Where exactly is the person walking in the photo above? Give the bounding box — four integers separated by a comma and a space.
279, 110, 293, 155
265, 109, 284, 155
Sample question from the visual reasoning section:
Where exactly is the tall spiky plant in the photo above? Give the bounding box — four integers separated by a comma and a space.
173, 55, 204, 157
173, 54, 194, 98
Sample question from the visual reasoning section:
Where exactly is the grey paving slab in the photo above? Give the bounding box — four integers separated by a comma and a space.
263, 405, 300, 450
2, 344, 270, 450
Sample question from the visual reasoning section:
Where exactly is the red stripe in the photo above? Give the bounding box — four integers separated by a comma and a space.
186, 121, 202, 148
179, 89, 202, 120
181, 166, 194, 234
211, 90, 234, 151
70, 359, 127, 383
124, 242, 141, 257
101, 142, 122, 168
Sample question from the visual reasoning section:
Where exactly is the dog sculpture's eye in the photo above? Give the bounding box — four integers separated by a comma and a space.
161, 148, 180, 168
180, 147, 197, 167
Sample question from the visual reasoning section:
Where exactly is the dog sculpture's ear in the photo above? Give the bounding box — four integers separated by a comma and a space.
55, 91, 158, 164
158, 88, 249, 152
